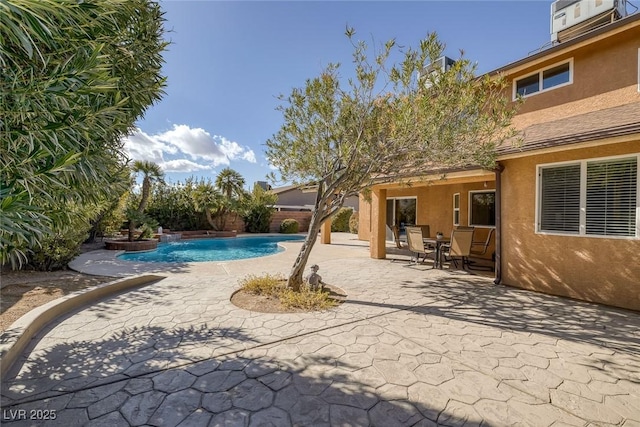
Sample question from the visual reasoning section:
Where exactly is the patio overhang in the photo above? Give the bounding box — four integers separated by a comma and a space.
371, 168, 496, 191
368, 166, 500, 270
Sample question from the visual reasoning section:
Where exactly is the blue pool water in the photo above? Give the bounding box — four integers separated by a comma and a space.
117, 235, 305, 263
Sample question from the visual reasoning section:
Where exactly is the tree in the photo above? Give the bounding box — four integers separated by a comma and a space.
0, 0, 168, 267
144, 178, 209, 231
127, 161, 164, 241
214, 167, 247, 231
215, 167, 246, 200
192, 180, 224, 230
241, 185, 278, 233
266, 29, 518, 290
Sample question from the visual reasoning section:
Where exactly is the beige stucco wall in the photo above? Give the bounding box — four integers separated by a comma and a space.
500, 140, 640, 311
505, 25, 640, 124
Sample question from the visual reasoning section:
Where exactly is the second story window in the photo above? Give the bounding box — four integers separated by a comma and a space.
514, 59, 572, 99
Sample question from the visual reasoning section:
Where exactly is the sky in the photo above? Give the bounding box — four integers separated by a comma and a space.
124, 0, 555, 189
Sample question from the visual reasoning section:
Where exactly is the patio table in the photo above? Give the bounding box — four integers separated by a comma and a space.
423, 236, 450, 269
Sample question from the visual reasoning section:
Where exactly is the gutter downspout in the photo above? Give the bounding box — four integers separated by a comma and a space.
494, 163, 504, 285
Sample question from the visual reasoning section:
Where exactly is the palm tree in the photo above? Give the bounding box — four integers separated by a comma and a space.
133, 161, 165, 213
215, 168, 246, 200
192, 181, 224, 230
214, 168, 246, 230
128, 161, 164, 241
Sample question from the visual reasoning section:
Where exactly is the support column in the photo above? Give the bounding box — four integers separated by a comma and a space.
370, 187, 387, 259
320, 217, 331, 244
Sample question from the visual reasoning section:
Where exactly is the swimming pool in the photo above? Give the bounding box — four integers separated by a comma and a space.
117, 235, 305, 263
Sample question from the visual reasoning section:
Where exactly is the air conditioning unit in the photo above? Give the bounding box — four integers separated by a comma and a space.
425, 56, 455, 74
419, 56, 455, 87
551, 0, 627, 43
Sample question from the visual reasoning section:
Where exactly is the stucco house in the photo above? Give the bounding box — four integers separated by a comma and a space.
271, 183, 359, 212
358, 5, 640, 311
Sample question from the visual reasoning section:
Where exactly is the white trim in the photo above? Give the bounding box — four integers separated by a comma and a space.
512, 58, 574, 100
637, 48, 640, 92
385, 196, 418, 243
468, 190, 496, 228
453, 193, 460, 226
386, 196, 417, 225
535, 153, 640, 239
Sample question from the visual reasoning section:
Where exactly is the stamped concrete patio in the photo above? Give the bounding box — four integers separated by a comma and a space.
1, 233, 639, 426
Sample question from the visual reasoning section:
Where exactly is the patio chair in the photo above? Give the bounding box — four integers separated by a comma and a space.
439, 228, 474, 269
405, 226, 435, 264
469, 228, 495, 270
391, 225, 403, 249
471, 228, 494, 257
417, 225, 434, 249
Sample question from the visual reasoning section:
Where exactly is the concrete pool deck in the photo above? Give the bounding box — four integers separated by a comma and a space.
1, 233, 639, 426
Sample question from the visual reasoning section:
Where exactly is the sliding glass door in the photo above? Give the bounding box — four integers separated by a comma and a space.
386, 197, 417, 231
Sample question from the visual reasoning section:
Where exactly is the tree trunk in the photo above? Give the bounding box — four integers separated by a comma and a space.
128, 220, 135, 242
287, 208, 324, 291
204, 208, 219, 230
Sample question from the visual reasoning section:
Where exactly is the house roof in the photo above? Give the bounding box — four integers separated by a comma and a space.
271, 184, 299, 194
498, 101, 640, 156
487, 11, 640, 77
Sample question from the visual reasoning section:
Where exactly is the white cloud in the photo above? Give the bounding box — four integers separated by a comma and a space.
242, 149, 257, 163
157, 125, 227, 165
162, 159, 213, 173
123, 129, 177, 164
122, 125, 257, 170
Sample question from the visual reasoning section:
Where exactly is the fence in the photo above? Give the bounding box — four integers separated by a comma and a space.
269, 211, 313, 233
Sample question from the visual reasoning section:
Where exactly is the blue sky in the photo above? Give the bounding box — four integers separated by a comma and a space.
124, 1, 553, 189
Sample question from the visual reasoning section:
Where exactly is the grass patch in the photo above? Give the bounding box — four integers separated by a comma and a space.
238, 274, 339, 311
239, 273, 286, 295
279, 287, 338, 310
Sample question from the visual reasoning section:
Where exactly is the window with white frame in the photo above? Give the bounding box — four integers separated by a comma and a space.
469, 191, 495, 227
538, 155, 639, 237
514, 59, 572, 99
453, 193, 460, 226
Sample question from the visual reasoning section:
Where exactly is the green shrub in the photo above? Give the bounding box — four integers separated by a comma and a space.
331, 207, 353, 232
349, 211, 359, 234
29, 227, 89, 271
243, 204, 275, 233
242, 185, 277, 233
139, 219, 159, 239
279, 218, 299, 233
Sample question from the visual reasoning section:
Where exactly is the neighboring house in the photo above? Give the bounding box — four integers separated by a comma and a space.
359, 4, 640, 311
270, 184, 359, 212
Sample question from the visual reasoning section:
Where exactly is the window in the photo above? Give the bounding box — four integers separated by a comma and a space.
453, 193, 460, 226
539, 164, 581, 233
538, 156, 639, 237
469, 191, 495, 227
514, 59, 572, 99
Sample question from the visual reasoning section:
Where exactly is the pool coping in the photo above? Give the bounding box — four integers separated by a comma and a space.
0, 274, 165, 378
68, 233, 309, 277
116, 233, 307, 263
